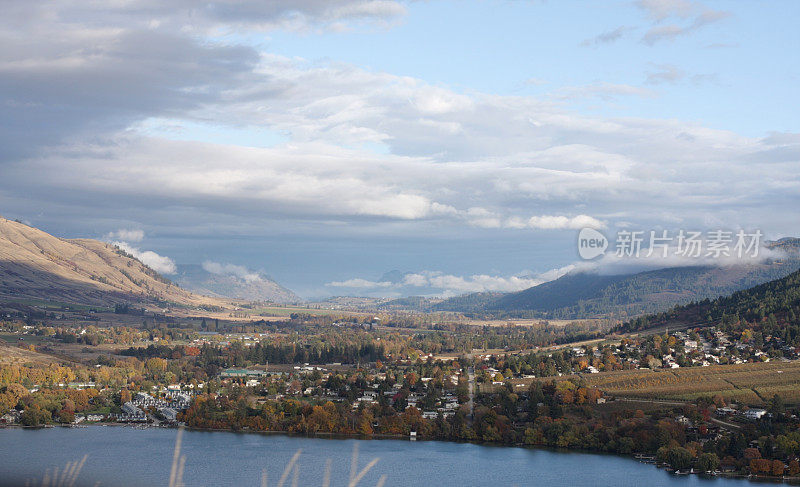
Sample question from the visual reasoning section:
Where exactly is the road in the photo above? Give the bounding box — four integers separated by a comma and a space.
467, 367, 475, 419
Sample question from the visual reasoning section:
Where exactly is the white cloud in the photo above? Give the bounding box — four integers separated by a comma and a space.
556, 82, 656, 100
525, 215, 605, 230
581, 26, 629, 46
637, 1, 731, 45
326, 266, 577, 297
113, 241, 177, 275
322, 237, 788, 297
645, 64, 685, 84
327, 278, 393, 288
0, 1, 797, 247
202, 261, 262, 283
468, 212, 605, 230
104, 229, 144, 242
637, 0, 695, 21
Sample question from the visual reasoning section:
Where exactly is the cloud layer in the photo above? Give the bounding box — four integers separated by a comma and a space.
327, 267, 577, 297
113, 241, 177, 275
0, 1, 797, 298
202, 261, 263, 283
2, 1, 797, 238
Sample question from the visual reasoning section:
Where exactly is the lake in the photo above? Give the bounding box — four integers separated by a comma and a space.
0, 426, 753, 486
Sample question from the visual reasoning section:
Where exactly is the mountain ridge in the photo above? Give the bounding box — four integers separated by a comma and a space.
388, 240, 800, 319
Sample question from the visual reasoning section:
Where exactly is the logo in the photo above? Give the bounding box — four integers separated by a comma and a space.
578, 228, 608, 260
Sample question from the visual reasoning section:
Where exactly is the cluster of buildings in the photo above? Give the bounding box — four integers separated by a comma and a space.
219, 365, 466, 420
560, 327, 798, 375
715, 405, 769, 421
115, 390, 193, 423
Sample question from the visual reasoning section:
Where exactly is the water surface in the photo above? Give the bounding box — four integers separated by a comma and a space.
0, 427, 753, 486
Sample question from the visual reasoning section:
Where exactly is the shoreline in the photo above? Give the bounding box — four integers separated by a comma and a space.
5, 423, 800, 484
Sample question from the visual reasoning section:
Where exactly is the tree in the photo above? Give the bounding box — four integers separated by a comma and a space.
769, 394, 785, 416
665, 447, 693, 471
697, 453, 719, 473
57, 408, 75, 424
20, 406, 50, 426
750, 458, 771, 474
357, 414, 374, 436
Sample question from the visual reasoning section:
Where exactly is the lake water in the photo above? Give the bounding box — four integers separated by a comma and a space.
0, 426, 753, 486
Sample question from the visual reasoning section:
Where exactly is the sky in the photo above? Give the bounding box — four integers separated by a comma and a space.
1, 0, 798, 299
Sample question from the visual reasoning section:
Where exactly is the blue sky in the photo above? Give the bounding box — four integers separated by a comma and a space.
262, 0, 798, 136
1, 0, 798, 298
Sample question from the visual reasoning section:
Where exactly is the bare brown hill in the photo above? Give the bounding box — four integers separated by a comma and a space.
0, 217, 226, 308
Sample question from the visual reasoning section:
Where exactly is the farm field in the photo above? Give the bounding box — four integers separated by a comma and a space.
0, 341, 61, 366
0, 332, 50, 345
460, 318, 608, 328
506, 360, 800, 405
250, 305, 367, 318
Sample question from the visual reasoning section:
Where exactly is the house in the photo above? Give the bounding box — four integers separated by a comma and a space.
75, 413, 104, 423
716, 407, 736, 417
220, 368, 267, 379
122, 402, 143, 416
135, 392, 157, 405
1, 410, 21, 424
743, 409, 767, 420
159, 407, 178, 422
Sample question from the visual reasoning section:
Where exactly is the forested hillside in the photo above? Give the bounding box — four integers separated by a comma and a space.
620, 268, 800, 346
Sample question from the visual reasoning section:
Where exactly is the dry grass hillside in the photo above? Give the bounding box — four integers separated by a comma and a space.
0, 340, 61, 366
0, 217, 227, 308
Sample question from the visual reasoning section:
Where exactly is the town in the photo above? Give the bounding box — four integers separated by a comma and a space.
3, 302, 800, 481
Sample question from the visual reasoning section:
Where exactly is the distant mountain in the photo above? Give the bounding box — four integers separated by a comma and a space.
0, 217, 224, 307
175, 264, 300, 304
432, 241, 800, 319
619, 266, 800, 337
376, 295, 444, 311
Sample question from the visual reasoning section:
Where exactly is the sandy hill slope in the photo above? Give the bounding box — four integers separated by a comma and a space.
0, 217, 225, 308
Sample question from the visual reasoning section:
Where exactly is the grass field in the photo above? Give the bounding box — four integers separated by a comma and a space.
505, 360, 800, 406
0, 332, 51, 346
0, 341, 61, 366
459, 318, 606, 328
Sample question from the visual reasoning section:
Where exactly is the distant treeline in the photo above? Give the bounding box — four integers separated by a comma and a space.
119, 341, 385, 366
